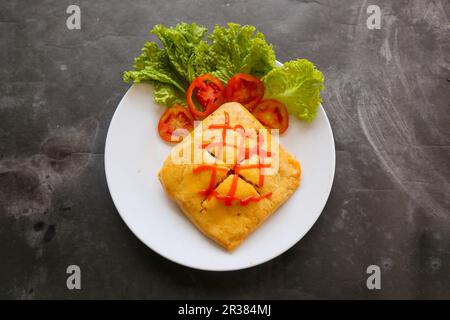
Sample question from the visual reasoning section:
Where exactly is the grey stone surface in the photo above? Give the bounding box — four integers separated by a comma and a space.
0, 0, 449, 299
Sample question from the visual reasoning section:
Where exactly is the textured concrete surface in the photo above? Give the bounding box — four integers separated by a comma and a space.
0, 0, 449, 299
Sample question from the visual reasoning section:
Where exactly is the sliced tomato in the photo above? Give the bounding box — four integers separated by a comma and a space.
158, 105, 194, 143
225, 73, 264, 111
252, 99, 289, 134
187, 74, 226, 120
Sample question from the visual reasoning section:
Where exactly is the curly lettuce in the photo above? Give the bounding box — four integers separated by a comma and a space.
151, 22, 208, 81
194, 23, 276, 83
123, 23, 325, 121
123, 22, 207, 107
263, 59, 325, 121
123, 22, 277, 107
152, 82, 185, 106
123, 41, 187, 106
187, 40, 214, 82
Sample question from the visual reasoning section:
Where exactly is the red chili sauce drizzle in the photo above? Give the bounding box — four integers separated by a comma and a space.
193, 111, 273, 206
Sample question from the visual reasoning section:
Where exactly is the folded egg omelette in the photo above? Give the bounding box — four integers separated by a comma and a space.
158, 102, 301, 251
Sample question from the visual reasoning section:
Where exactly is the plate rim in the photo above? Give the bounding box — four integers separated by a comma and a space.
104, 61, 336, 271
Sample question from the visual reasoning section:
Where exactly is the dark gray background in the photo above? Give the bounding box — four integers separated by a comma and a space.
1, 0, 449, 299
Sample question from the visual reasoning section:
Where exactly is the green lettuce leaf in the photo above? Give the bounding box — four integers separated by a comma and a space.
263, 59, 325, 121
123, 23, 209, 106
122, 41, 188, 107
187, 41, 215, 82
193, 23, 276, 83
151, 22, 208, 81
153, 82, 186, 106
123, 22, 277, 108
123, 42, 186, 92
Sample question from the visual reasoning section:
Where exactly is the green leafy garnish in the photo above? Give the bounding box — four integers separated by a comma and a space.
196, 23, 276, 83
151, 22, 208, 81
123, 23, 207, 107
123, 41, 187, 107
123, 23, 325, 122
123, 22, 276, 107
153, 82, 186, 106
263, 59, 325, 121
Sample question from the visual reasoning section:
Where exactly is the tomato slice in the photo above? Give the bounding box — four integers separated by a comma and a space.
252, 99, 289, 134
158, 105, 194, 143
225, 73, 264, 111
187, 74, 226, 120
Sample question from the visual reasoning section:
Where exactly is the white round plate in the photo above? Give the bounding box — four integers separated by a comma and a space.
105, 62, 335, 271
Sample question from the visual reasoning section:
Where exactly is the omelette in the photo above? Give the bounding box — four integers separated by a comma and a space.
158, 102, 301, 251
